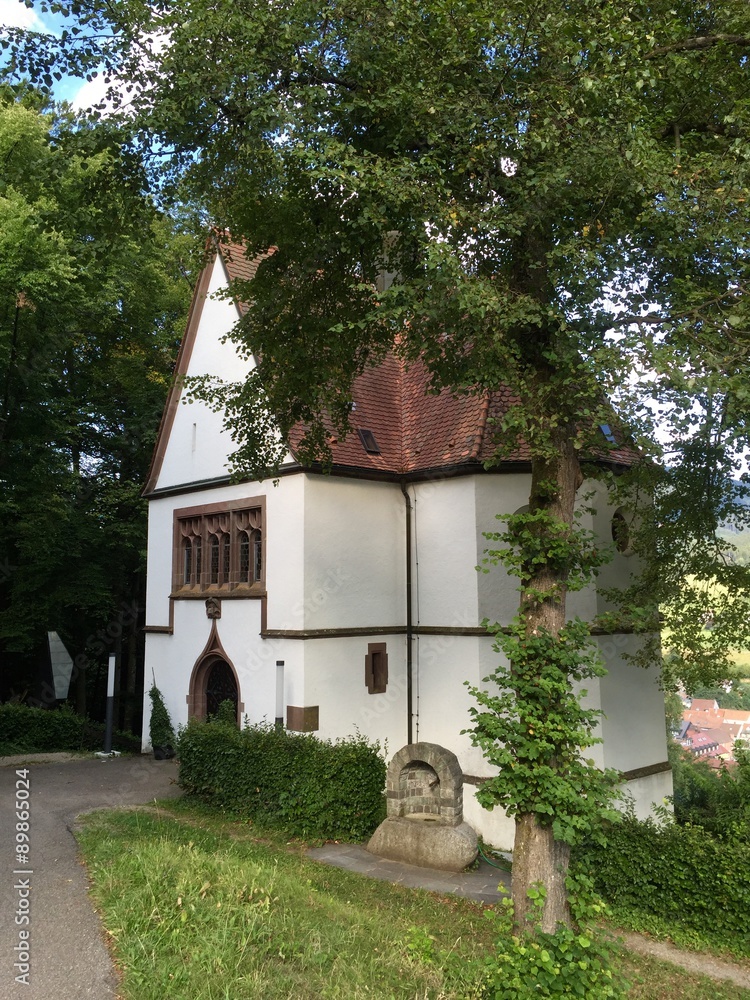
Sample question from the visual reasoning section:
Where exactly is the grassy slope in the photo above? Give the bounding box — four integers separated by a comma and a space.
76, 802, 750, 1000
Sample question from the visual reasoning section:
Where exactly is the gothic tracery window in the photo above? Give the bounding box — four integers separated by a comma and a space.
173, 500, 265, 595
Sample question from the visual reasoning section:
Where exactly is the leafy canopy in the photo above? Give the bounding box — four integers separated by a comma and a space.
0, 84, 195, 671
25, 7, 744, 481
10, 0, 750, 728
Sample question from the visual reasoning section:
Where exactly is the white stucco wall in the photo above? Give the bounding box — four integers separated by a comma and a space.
474, 473, 532, 626
463, 788, 517, 851
598, 635, 669, 774
301, 634, 408, 751
413, 634, 489, 772
302, 476, 404, 630
474, 476, 640, 626
145, 498, 177, 629
624, 770, 673, 820
412, 477, 479, 627
143, 475, 306, 744
263, 476, 306, 631
143, 454, 672, 846
156, 256, 254, 491
463, 764, 674, 851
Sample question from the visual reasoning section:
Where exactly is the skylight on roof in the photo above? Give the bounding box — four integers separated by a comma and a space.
357, 428, 381, 454
599, 423, 617, 445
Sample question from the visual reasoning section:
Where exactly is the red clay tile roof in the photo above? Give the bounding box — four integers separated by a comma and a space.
689, 698, 720, 712
684, 708, 725, 730
218, 240, 638, 477
216, 238, 269, 315
724, 709, 750, 722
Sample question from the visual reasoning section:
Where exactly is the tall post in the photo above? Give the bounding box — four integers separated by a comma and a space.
103, 653, 116, 754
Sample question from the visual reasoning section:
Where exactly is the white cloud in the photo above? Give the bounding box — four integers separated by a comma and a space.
70, 73, 112, 112
0, 0, 47, 32
70, 26, 169, 115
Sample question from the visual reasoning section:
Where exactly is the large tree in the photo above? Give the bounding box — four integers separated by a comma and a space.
10, 0, 750, 940
0, 84, 195, 724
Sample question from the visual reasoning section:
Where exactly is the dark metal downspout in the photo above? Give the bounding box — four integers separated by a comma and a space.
401, 480, 414, 744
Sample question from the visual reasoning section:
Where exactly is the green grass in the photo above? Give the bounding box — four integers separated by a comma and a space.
77, 805, 491, 999
75, 802, 750, 1000
624, 953, 750, 1000
730, 648, 750, 675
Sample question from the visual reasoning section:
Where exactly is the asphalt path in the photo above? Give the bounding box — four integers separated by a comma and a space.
0, 754, 179, 1000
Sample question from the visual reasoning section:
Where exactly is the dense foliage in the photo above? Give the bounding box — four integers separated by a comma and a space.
567, 732, 750, 958
670, 742, 750, 840
688, 680, 750, 710
573, 813, 750, 957
0, 85, 195, 724
148, 685, 176, 751
6, 2, 750, 972
479, 890, 625, 1000
0, 702, 83, 752
409, 878, 624, 999
177, 718, 386, 842
0, 702, 141, 755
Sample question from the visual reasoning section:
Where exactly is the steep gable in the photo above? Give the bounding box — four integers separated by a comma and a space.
144, 245, 257, 494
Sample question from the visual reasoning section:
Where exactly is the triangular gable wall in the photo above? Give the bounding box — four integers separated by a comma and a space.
145, 248, 254, 494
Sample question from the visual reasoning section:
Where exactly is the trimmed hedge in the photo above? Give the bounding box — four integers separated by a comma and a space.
0, 703, 84, 753
0, 703, 141, 756
177, 719, 386, 842
573, 815, 750, 955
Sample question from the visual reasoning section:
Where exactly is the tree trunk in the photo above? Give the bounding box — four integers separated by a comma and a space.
74, 659, 87, 717
512, 813, 572, 932
511, 427, 582, 932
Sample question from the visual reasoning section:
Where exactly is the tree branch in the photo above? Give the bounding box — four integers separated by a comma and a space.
609, 285, 747, 332
646, 34, 750, 59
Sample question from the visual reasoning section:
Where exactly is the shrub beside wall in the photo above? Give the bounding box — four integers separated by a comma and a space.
573, 816, 750, 955
178, 719, 386, 842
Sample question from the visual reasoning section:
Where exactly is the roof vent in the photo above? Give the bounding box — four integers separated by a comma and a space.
358, 428, 381, 455
599, 423, 617, 445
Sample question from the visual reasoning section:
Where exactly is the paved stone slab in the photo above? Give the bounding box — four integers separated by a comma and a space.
0, 753, 179, 1000
306, 842, 511, 901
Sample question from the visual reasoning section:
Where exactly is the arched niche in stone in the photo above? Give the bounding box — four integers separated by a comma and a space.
386, 742, 464, 827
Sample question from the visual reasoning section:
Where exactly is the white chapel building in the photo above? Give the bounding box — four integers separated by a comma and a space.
141, 239, 672, 847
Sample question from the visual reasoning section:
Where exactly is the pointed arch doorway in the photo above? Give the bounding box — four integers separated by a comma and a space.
205, 658, 239, 717
187, 621, 243, 724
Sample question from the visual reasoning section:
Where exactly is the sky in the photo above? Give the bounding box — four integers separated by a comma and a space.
0, 0, 109, 109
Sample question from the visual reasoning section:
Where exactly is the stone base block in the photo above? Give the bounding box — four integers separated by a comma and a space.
367, 816, 478, 872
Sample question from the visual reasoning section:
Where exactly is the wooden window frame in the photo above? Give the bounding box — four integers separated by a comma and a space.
172, 496, 266, 598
